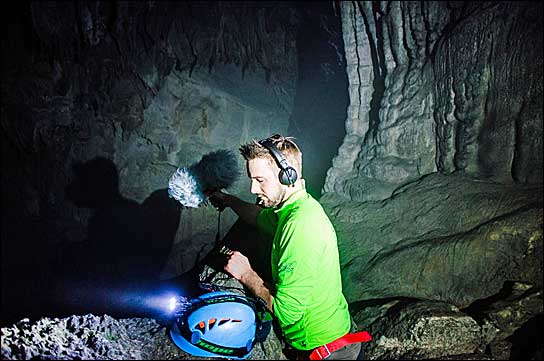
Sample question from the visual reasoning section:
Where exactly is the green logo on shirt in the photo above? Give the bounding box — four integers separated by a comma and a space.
279, 262, 295, 274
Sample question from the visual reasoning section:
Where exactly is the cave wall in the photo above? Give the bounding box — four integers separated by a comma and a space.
2, 1, 356, 324
1, 2, 300, 320
324, 1, 543, 201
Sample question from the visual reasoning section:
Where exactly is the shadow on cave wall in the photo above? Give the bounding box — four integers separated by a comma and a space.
60, 157, 178, 284
1, 157, 191, 326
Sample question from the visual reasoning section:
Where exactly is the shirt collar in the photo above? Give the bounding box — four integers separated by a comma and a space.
274, 188, 307, 213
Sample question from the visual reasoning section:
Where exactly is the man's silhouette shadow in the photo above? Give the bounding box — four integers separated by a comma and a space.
59, 157, 273, 320
58, 157, 181, 317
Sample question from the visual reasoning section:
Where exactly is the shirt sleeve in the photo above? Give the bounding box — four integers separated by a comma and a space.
272, 214, 318, 327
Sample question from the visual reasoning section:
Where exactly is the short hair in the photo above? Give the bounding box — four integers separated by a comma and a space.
240, 134, 302, 176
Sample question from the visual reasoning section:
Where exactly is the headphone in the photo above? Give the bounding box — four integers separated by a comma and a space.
259, 137, 298, 186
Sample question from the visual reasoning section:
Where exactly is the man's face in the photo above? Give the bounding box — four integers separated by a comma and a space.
247, 158, 285, 208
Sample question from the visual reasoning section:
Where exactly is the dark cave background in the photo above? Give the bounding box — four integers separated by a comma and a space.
1, 1, 542, 360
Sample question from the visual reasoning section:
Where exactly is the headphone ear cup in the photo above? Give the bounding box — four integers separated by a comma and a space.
279, 166, 298, 185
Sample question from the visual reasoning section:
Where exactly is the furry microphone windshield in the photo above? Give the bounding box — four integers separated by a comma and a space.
168, 149, 240, 208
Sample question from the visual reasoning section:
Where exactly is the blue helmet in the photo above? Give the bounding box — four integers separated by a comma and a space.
170, 291, 269, 359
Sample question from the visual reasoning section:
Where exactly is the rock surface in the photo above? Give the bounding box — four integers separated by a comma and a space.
1, 264, 287, 361
1, 314, 181, 360
325, 1, 543, 200
322, 172, 543, 307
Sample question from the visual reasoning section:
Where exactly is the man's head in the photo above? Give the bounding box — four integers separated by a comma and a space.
240, 134, 302, 208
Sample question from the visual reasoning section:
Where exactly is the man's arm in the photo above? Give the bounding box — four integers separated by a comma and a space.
208, 191, 261, 227
225, 251, 274, 312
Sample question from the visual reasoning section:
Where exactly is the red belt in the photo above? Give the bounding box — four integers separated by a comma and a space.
309, 331, 372, 360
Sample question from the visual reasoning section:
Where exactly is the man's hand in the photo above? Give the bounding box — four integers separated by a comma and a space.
205, 190, 261, 227
224, 250, 274, 312
206, 190, 231, 211
224, 251, 252, 281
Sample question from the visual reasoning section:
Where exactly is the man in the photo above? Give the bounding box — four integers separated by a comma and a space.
209, 134, 369, 360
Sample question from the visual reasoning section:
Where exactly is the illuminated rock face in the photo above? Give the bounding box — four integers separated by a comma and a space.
322, 172, 543, 306
321, 172, 542, 360
0, 263, 286, 360
0, 313, 286, 360
325, 1, 543, 201
1, 2, 542, 360
319, 4, 542, 359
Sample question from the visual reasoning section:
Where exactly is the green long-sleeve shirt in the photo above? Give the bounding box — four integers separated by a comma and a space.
256, 189, 350, 350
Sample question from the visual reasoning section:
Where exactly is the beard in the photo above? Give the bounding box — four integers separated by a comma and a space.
256, 187, 286, 208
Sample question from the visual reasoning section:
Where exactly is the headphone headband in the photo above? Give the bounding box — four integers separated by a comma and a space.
258, 137, 298, 186
259, 139, 289, 168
